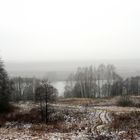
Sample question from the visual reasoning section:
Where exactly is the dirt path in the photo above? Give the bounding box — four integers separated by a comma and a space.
51, 103, 113, 133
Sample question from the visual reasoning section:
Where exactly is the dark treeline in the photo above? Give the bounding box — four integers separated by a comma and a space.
10, 77, 40, 102
10, 77, 58, 102
124, 76, 140, 96
10, 77, 58, 123
64, 64, 140, 98
0, 59, 12, 112
10, 77, 58, 122
0, 57, 58, 121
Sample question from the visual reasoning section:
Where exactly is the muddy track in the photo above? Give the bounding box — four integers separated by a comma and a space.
93, 111, 102, 131
51, 104, 113, 133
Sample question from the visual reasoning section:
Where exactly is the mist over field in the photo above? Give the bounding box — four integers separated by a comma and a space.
5, 59, 140, 80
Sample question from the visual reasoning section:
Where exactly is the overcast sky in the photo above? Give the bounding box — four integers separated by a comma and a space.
0, 0, 140, 62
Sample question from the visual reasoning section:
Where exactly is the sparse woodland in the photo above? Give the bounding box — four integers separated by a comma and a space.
64, 64, 140, 99
0, 58, 140, 139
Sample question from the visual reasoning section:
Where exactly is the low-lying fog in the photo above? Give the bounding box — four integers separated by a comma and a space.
5, 59, 140, 96
5, 59, 140, 79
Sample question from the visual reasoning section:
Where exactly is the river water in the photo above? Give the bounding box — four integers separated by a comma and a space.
52, 81, 66, 96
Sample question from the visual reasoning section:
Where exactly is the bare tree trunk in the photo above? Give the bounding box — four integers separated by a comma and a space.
97, 75, 100, 97
45, 86, 48, 124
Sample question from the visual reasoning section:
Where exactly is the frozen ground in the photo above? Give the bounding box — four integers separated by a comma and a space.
0, 101, 140, 140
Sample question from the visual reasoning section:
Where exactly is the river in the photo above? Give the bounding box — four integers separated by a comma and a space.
52, 81, 66, 96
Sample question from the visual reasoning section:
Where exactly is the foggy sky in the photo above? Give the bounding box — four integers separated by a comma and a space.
0, 0, 140, 62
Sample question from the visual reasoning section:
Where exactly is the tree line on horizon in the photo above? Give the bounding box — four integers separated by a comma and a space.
0, 58, 140, 113
0, 58, 58, 124
64, 64, 140, 98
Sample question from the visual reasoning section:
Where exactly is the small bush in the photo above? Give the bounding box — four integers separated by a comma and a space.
117, 95, 134, 107
110, 111, 140, 131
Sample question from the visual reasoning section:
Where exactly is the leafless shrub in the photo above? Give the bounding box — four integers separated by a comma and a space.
117, 95, 134, 107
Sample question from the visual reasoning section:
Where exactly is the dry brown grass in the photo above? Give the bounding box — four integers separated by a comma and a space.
58, 97, 115, 106
110, 111, 140, 131
58, 98, 94, 105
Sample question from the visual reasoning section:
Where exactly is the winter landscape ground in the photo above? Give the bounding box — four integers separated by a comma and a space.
0, 97, 140, 140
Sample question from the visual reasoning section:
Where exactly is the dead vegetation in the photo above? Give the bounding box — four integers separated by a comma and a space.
58, 97, 115, 106
0, 98, 140, 139
111, 111, 140, 130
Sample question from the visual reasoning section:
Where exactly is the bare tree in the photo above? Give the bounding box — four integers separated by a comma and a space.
106, 64, 116, 96
64, 64, 122, 98
64, 73, 75, 98
35, 80, 58, 123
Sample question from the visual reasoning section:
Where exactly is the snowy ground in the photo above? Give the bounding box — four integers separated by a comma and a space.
0, 101, 140, 140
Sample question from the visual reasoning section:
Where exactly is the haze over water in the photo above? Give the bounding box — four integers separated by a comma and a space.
1, 0, 140, 94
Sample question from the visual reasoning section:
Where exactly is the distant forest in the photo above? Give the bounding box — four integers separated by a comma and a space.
7, 65, 140, 101
64, 65, 140, 98
6, 59, 140, 80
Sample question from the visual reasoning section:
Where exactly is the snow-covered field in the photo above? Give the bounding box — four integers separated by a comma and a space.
0, 101, 140, 140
